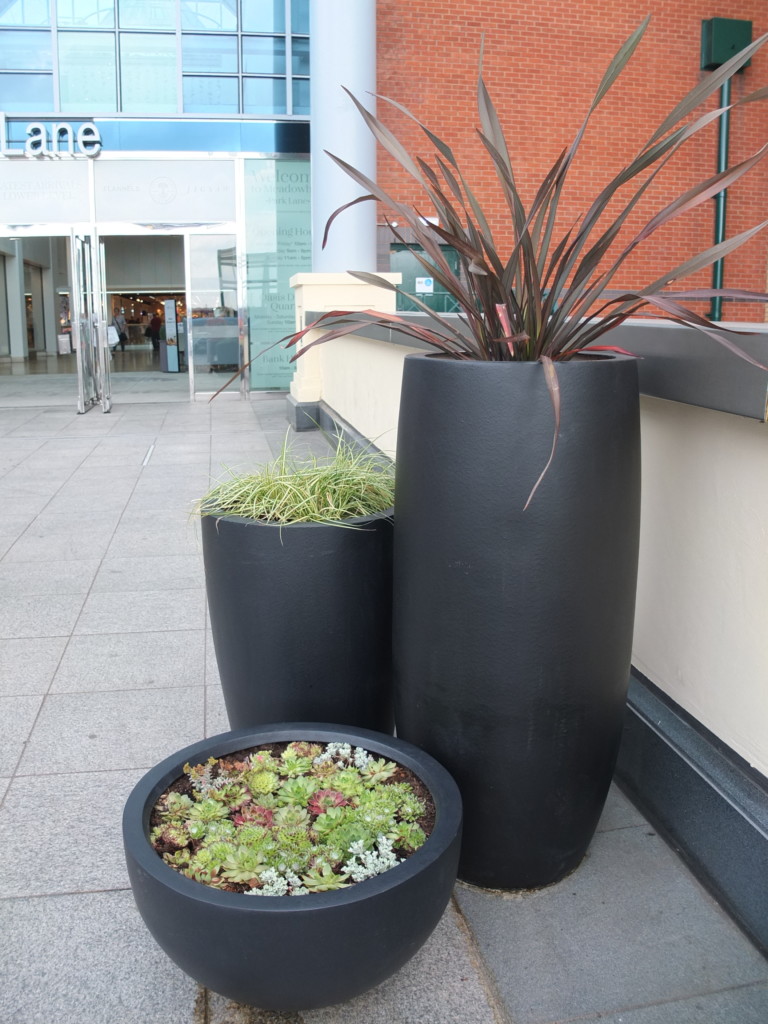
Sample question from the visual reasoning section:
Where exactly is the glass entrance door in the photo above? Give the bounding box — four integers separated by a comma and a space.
70, 230, 111, 414
186, 232, 246, 399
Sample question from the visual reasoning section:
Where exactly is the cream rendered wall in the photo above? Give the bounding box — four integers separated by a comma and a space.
290, 273, 418, 454
633, 396, 768, 776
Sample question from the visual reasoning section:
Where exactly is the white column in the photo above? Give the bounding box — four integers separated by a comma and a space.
309, 0, 377, 272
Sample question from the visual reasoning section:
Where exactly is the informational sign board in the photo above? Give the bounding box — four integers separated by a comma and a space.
162, 297, 179, 372
415, 277, 434, 294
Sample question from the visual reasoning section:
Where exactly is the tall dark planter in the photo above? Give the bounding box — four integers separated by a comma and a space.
393, 353, 641, 889
203, 511, 394, 733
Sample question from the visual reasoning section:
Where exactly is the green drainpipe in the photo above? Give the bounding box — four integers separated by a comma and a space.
710, 77, 731, 323
700, 17, 753, 322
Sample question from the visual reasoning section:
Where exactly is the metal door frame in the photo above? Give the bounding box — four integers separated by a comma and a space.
69, 228, 111, 414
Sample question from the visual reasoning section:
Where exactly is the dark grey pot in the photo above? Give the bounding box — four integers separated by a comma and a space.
123, 723, 462, 1010
393, 353, 641, 890
202, 510, 394, 733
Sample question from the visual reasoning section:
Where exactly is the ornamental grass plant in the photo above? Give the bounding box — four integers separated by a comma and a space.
197, 438, 394, 524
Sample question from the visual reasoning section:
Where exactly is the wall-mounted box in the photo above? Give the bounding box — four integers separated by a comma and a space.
701, 18, 752, 70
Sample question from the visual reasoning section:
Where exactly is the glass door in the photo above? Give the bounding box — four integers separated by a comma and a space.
186, 232, 247, 399
70, 230, 111, 413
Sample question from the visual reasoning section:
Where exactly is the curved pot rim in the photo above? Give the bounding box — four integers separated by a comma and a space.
404, 351, 636, 367
200, 507, 394, 530
123, 722, 461, 912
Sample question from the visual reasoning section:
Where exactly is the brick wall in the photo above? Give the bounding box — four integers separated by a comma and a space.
376, 1, 768, 322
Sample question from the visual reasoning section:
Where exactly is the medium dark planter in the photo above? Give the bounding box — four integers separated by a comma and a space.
393, 353, 641, 890
202, 511, 394, 733
123, 723, 462, 1011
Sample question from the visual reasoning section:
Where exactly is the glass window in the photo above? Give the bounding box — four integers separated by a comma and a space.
0, 0, 49, 27
182, 33, 237, 73
244, 158, 311, 390
0, 71, 53, 109
291, 36, 308, 75
0, 29, 52, 68
291, 0, 308, 34
120, 32, 176, 113
242, 0, 283, 33
180, 0, 236, 31
242, 36, 284, 75
183, 74, 238, 113
59, 31, 116, 111
243, 76, 285, 116
57, 1, 114, 27
117, 0, 174, 29
292, 76, 309, 115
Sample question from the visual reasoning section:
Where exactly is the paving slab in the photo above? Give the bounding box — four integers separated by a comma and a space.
0, 513, 39, 556
0, 768, 144, 897
0, 558, 100, 597
0, 694, 43, 774
0, 890, 198, 1024
73, 588, 207, 635
92, 554, 203, 593
52, 630, 206, 692
454, 824, 768, 1024
106, 509, 202, 557
0, 592, 86, 639
3, 510, 121, 562
576, 983, 768, 1023
205, 678, 231, 737
17, 686, 205, 774
0, 636, 68, 694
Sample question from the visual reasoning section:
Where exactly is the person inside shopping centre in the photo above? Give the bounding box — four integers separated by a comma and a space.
149, 312, 162, 351
112, 310, 127, 351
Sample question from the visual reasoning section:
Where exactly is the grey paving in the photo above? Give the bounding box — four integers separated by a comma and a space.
16, 686, 205, 774
0, 592, 86, 638
51, 630, 206, 692
3, 510, 121, 562
91, 554, 203, 593
73, 587, 206, 634
0, 694, 43, 774
0, 636, 68, 694
0, 768, 144, 896
0, 558, 101, 596
454, 808, 768, 1024
0, 891, 198, 1024
0, 373, 765, 1024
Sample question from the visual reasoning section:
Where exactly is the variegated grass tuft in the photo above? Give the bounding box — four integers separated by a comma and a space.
197, 438, 394, 524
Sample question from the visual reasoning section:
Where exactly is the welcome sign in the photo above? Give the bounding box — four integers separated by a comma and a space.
0, 113, 102, 158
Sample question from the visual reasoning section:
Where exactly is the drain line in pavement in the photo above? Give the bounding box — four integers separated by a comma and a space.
143, 444, 156, 466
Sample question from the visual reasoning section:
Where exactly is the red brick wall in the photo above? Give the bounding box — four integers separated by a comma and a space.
376, 1, 768, 322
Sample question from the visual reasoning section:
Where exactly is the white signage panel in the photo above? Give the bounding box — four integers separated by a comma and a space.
0, 160, 90, 223
94, 160, 236, 222
415, 276, 434, 294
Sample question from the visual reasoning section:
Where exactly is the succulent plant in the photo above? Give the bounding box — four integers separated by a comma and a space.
150, 740, 434, 897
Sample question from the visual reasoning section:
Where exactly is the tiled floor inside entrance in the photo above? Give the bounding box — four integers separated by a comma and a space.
0, 376, 766, 1024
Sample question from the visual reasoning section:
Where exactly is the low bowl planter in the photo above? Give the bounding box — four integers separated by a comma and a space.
123, 723, 462, 1011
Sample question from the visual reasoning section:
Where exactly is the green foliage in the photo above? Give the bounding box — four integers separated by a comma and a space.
290, 20, 768, 367
151, 740, 432, 897
301, 863, 350, 893
244, 768, 280, 796
196, 438, 395, 525
275, 776, 320, 806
